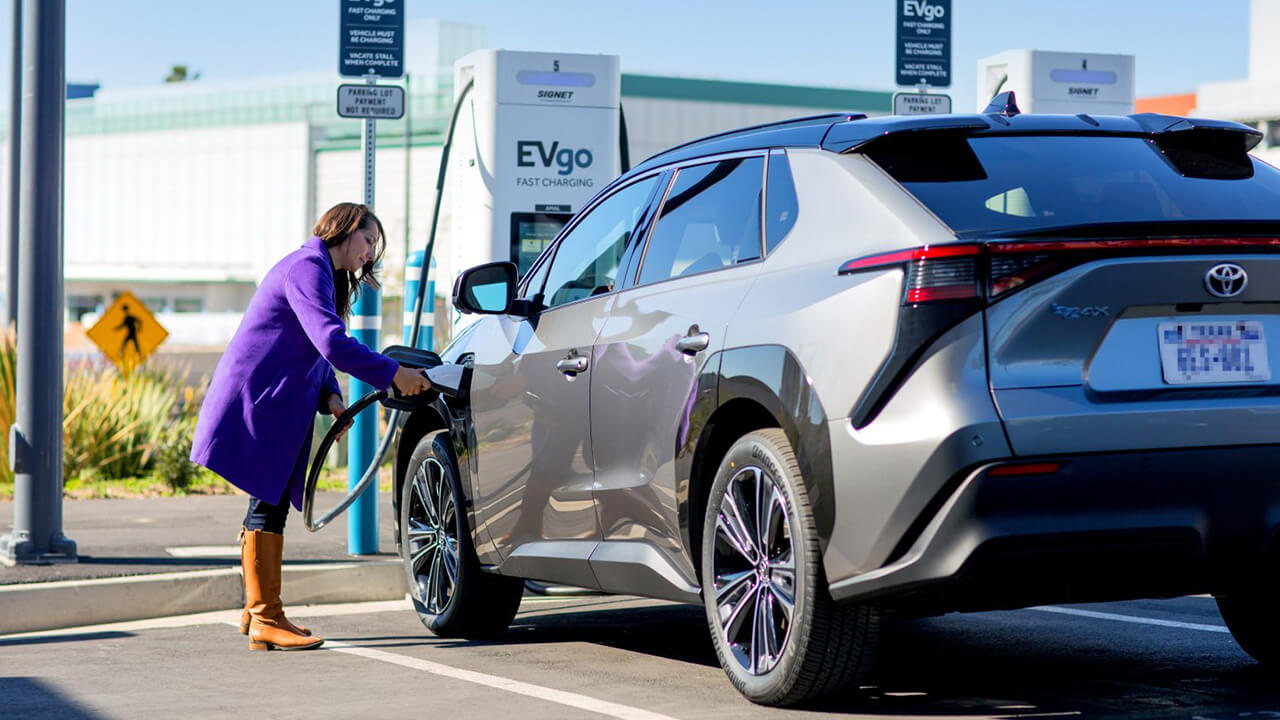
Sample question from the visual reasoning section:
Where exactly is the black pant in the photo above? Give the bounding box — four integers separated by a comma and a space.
243, 495, 289, 534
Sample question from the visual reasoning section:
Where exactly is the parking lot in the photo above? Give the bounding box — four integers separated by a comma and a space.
4, 593, 1278, 719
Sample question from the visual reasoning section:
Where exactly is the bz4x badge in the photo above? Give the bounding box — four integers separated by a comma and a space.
1051, 302, 1110, 319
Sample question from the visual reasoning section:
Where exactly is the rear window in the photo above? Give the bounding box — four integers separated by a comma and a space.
866, 135, 1280, 237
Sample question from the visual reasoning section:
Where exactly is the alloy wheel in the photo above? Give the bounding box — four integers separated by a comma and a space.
405, 457, 460, 614
711, 464, 797, 675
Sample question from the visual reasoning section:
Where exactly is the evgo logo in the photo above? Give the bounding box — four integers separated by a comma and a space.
517, 140, 594, 176
903, 0, 945, 21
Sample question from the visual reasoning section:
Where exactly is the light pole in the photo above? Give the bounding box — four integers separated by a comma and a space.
1, 0, 75, 565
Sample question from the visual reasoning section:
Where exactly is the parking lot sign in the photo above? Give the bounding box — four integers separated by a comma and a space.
337, 84, 405, 119
893, 92, 952, 115
339, 0, 404, 78
896, 0, 951, 87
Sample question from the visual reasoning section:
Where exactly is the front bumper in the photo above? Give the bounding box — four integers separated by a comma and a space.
828, 444, 1280, 612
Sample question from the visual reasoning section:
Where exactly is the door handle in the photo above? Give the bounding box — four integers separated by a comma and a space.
675, 332, 710, 355
556, 355, 589, 375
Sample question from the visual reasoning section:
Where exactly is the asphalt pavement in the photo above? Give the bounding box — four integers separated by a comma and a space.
3, 494, 1279, 718
3, 594, 1276, 719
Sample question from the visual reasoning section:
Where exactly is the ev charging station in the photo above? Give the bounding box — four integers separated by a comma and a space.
307, 49, 628, 541
977, 50, 1135, 114
442, 50, 623, 293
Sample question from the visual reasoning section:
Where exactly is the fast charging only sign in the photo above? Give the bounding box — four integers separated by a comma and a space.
339, 0, 404, 78
896, 0, 951, 87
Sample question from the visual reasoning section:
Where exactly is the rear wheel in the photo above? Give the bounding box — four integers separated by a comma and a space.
400, 430, 524, 638
701, 428, 882, 706
1217, 588, 1280, 666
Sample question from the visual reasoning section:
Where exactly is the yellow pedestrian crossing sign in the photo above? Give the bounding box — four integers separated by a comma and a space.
86, 291, 168, 371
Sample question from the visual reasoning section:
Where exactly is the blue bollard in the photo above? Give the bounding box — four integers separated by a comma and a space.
403, 251, 436, 351
347, 285, 380, 555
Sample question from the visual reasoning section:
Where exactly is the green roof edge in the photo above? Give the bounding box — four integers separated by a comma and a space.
621, 73, 892, 112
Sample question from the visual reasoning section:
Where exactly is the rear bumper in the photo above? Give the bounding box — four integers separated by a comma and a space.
827, 444, 1280, 611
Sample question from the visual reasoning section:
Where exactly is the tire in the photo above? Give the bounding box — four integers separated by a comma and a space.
400, 430, 524, 638
700, 428, 881, 706
1217, 588, 1280, 666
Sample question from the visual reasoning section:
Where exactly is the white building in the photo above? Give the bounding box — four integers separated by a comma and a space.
1194, 0, 1280, 165
1, 21, 892, 355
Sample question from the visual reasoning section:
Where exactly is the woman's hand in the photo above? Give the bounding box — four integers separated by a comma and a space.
327, 394, 351, 439
393, 365, 432, 396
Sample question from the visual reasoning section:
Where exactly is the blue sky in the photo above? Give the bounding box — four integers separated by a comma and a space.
46, 0, 1251, 110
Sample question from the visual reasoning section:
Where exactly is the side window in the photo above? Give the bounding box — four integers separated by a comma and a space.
636, 156, 764, 287
765, 149, 799, 253
518, 251, 552, 302
541, 175, 659, 309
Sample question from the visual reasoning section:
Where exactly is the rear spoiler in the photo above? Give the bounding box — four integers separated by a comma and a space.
821, 110, 1263, 180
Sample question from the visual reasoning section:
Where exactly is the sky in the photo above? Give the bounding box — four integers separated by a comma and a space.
30, 0, 1254, 111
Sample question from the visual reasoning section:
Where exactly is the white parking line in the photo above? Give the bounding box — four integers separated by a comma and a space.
323, 639, 680, 720
1030, 605, 1230, 633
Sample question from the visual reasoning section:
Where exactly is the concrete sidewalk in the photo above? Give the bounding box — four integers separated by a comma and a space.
0, 492, 408, 634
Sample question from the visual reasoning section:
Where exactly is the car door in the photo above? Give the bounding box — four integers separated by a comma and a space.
468, 174, 663, 578
590, 154, 768, 588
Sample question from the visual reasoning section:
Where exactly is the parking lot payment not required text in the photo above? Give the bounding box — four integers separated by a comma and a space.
337, 84, 405, 119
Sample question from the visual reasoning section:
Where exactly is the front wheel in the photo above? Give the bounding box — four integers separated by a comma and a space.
701, 429, 882, 706
1217, 587, 1280, 666
400, 430, 524, 638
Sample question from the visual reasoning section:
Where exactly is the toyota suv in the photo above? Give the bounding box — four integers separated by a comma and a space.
392, 100, 1280, 705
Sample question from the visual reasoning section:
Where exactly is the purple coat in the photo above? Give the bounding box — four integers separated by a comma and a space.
191, 236, 399, 509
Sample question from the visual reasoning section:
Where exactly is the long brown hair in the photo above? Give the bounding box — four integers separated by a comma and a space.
312, 203, 386, 319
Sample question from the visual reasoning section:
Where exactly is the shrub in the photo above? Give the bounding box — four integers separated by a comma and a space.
0, 332, 13, 486
0, 331, 207, 490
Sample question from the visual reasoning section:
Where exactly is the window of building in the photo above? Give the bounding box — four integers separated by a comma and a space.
636, 156, 764, 287
1267, 120, 1280, 149
139, 296, 168, 312
173, 297, 204, 313
67, 294, 104, 322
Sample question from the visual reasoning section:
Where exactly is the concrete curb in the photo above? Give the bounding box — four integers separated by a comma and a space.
0, 560, 407, 635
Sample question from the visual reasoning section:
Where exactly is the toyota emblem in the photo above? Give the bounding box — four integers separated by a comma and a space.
1204, 263, 1248, 298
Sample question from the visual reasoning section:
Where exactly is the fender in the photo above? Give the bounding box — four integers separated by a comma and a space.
675, 344, 835, 562
392, 354, 501, 566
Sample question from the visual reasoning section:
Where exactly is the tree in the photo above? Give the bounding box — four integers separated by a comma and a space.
165, 65, 200, 83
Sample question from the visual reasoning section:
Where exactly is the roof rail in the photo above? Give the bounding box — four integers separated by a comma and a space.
630, 112, 866, 173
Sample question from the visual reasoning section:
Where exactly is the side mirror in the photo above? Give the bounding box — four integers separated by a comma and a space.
452, 261, 518, 315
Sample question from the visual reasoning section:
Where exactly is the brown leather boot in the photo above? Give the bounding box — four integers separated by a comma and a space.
238, 527, 309, 637
243, 529, 323, 651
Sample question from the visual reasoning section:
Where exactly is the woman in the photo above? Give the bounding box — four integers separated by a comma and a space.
191, 202, 431, 652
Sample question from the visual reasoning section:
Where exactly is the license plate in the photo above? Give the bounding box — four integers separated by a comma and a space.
1158, 320, 1271, 385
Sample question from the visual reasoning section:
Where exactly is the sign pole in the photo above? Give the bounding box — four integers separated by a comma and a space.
1, 0, 75, 565
338, 0, 402, 556
347, 74, 381, 555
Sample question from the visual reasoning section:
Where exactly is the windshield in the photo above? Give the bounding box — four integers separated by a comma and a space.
867, 135, 1280, 237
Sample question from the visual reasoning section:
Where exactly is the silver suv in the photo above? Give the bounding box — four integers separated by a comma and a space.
393, 106, 1280, 705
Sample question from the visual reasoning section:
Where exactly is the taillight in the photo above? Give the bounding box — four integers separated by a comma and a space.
841, 244, 984, 427
841, 237, 1280, 428
988, 252, 1061, 296
840, 237, 1280, 303
839, 244, 981, 304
